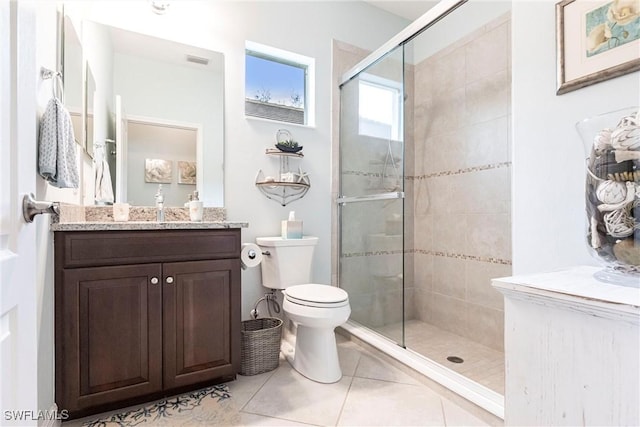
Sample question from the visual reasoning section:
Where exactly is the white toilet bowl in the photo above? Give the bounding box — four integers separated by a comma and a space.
282, 284, 351, 383
255, 236, 351, 383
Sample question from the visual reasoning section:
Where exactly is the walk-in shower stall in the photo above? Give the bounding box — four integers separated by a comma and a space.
337, 0, 512, 417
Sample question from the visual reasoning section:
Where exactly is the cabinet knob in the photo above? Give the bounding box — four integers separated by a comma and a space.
150, 277, 159, 285
166, 276, 174, 284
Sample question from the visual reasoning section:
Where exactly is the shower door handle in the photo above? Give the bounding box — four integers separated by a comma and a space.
336, 191, 404, 205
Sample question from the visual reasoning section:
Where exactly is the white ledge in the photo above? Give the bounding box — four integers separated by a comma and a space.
493, 266, 640, 319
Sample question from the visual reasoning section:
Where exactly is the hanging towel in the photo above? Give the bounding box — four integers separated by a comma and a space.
38, 98, 79, 188
94, 147, 114, 204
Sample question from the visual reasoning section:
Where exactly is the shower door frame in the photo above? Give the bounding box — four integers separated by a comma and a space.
334, 0, 505, 419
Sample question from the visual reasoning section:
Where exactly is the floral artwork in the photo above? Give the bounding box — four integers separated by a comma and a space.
556, 0, 640, 94
585, 0, 640, 57
178, 161, 197, 185
144, 158, 172, 183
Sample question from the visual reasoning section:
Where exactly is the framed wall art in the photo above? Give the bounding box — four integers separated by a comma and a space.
177, 161, 196, 185
144, 158, 172, 183
556, 0, 640, 95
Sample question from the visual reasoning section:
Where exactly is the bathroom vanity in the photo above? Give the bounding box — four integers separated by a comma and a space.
53, 222, 245, 419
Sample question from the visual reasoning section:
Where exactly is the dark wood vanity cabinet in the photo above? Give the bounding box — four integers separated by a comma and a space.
54, 229, 241, 419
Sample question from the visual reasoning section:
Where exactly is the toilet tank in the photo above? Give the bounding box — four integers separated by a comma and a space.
256, 236, 318, 289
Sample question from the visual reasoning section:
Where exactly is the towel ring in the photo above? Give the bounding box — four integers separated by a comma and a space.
41, 67, 64, 102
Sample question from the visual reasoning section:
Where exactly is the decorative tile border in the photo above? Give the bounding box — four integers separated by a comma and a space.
413, 249, 512, 266
342, 161, 511, 182
341, 248, 511, 266
341, 250, 405, 258
342, 170, 388, 178
409, 162, 512, 180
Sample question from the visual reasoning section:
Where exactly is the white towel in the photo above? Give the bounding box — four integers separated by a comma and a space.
94, 156, 114, 204
38, 98, 79, 188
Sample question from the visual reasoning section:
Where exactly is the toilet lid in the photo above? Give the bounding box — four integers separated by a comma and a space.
284, 284, 349, 306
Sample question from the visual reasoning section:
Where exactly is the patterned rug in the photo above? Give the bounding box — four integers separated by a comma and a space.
81, 384, 231, 427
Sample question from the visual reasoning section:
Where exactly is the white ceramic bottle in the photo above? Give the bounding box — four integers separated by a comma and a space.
189, 191, 203, 222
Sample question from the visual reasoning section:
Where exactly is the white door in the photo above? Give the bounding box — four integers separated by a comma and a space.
1, 1, 39, 425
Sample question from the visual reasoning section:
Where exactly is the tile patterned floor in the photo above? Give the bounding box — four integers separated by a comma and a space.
378, 320, 505, 395
65, 334, 502, 426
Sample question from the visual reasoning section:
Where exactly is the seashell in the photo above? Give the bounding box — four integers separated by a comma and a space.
592, 128, 612, 154
596, 180, 627, 204
610, 124, 640, 151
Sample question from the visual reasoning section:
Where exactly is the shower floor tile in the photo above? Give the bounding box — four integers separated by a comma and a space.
378, 319, 505, 395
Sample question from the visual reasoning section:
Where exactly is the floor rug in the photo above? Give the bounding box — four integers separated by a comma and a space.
81, 384, 231, 427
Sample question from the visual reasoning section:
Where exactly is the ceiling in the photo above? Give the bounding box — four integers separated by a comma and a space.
363, 1, 439, 21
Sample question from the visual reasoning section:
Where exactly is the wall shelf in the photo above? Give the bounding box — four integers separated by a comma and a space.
255, 148, 310, 206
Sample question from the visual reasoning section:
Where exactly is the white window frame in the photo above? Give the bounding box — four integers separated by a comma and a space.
245, 40, 315, 127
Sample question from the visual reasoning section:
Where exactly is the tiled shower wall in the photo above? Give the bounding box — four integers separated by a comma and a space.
409, 13, 512, 351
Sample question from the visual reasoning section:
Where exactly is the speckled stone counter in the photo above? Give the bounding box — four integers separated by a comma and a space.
51, 204, 248, 231
51, 220, 248, 231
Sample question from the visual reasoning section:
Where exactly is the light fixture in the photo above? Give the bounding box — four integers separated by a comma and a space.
150, 1, 170, 15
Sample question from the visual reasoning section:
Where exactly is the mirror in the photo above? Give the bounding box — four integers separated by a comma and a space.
79, 21, 225, 207
61, 14, 83, 147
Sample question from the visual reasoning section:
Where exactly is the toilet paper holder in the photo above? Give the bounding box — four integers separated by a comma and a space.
248, 249, 270, 259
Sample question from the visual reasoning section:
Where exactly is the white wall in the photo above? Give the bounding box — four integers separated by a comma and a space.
511, 1, 639, 275
34, 1, 76, 418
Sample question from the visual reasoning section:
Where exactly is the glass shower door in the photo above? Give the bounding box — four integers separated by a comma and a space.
338, 47, 405, 346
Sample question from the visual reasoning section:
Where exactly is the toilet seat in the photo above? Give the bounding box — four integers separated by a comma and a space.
284, 284, 349, 308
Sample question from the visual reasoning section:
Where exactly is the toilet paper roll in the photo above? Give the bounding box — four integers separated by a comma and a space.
241, 243, 263, 269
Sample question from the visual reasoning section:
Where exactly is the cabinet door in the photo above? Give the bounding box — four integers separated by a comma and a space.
163, 259, 241, 389
57, 264, 163, 414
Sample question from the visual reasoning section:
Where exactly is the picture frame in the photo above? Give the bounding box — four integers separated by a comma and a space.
556, 0, 640, 95
144, 159, 172, 183
177, 161, 196, 185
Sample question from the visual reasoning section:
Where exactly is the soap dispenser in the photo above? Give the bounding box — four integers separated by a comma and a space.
155, 184, 165, 222
189, 190, 203, 222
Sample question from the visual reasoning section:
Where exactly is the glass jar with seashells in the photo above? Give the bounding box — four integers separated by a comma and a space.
576, 106, 639, 286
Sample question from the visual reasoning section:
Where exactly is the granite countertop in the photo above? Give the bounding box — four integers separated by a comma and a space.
50, 204, 248, 231
51, 221, 249, 231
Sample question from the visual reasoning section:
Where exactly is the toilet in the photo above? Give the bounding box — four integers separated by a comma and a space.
256, 236, 350, 383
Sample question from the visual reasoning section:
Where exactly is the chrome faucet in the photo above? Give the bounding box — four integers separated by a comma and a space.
155, 184, 165, 222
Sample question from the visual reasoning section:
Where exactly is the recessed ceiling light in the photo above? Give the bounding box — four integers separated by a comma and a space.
150, 1, 170, 15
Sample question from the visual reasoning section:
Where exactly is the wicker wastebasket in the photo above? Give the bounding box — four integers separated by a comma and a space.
240, 317, 283, 376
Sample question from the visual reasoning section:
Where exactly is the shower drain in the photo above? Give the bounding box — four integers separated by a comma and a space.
447, 356, 464, 364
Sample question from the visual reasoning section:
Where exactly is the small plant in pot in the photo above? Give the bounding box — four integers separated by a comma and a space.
275, 139, 303, 153
275, 129, 303, 153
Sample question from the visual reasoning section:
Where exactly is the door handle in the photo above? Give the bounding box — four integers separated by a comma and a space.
22, 193, 59, 223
